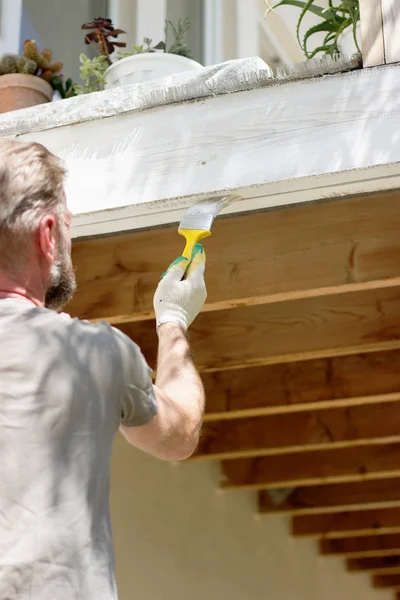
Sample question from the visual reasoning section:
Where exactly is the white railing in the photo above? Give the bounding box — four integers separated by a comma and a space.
108, 0, 166, 47
0, 0, 23, 55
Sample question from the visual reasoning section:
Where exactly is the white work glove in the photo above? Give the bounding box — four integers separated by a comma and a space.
154, 244, 207, 331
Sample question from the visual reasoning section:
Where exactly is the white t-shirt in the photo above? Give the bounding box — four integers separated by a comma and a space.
0, 298, 157, 600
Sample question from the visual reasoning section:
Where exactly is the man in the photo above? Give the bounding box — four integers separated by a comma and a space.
0, 138, 207, 599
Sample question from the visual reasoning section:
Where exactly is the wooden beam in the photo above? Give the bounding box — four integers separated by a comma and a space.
221, 442, 400, 490
359, 0, 385, 67
259, 479, 400, 515
373, 573, 400, 590
119, 285, 400, 373
68, 191, 400, 324
348, 556, 400, 575
203, 349, 400, 421
195, 401, 400, 460
293, 507, 400, 538
381, 0, 400, 64
320, 535, 400, 558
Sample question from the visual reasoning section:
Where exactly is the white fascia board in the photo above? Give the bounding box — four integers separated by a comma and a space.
7, 64, 400, 239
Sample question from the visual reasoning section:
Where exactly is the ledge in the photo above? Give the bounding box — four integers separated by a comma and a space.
1, 58, 399, 238
0, 58, 273, 136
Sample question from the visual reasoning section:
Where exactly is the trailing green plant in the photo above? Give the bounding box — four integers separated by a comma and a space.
73, 54, 109, 94
265, 0, 360, 58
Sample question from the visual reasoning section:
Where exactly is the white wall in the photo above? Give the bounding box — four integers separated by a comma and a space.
111, 434, 391, 600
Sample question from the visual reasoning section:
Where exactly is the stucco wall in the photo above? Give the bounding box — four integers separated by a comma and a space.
111, 434, 391, 600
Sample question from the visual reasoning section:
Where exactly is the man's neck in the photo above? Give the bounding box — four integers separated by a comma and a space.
0, 272, 44, 307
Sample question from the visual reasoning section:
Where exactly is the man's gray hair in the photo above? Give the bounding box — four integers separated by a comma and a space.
0, 138, 66, 270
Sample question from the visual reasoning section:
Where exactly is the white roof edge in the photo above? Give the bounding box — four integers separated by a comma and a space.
71, 164, 400, 239
0, 54, 361, 138
2, 62, 399, 239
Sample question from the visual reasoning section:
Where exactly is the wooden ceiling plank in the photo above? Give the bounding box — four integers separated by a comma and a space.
259, 479, 400, 515
320, 535, 400, 558
221, 442, 400, 490
118, 285, 400, 373
195, 401, 400, 460
203, 349, 400, 420
347, 556, 400, 575
68, 191, 400, 323
373, 573, 400, 589
293, 507, 400, 538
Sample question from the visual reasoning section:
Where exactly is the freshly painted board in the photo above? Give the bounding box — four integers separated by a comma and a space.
15, 64, 400, 238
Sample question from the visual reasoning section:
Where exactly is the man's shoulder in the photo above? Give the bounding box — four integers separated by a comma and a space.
58, 314, 140, 355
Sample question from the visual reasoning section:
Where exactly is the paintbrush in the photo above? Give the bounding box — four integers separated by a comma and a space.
178, 195, 241, 260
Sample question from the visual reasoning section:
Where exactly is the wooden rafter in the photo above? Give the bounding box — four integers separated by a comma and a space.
293, 507, 400, 538
259, 479, 400, 515
373, 573, 400, 590
220, 442, 400, 490
119, 284, 400, 373
68, 191, 400, 324
320, 535, 400, 559
202, 349, 400, 420
347, 555, 400, 575
195, 401, 400, 460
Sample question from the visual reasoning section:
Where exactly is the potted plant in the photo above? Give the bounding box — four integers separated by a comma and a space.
0, 41, 68, 114
265, 0, 361, 59
79, 17, 203, 91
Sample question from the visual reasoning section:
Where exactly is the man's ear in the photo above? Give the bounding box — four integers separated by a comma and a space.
38, 214, 58, 266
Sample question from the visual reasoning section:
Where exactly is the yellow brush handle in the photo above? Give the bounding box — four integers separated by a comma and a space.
178, 229, 211, 260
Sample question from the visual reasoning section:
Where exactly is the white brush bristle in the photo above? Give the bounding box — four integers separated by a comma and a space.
179, 194, 241, 231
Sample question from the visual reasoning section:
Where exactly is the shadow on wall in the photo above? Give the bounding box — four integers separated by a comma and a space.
110, 436, 391, 600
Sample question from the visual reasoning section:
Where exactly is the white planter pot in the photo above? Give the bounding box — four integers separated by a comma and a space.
338, 22, 361, 57
104, 53, 203, 89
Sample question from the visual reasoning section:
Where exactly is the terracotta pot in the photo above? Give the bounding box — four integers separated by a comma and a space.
0, 74, 53, 114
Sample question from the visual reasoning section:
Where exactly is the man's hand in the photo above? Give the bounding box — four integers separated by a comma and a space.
153, 244, 207, 331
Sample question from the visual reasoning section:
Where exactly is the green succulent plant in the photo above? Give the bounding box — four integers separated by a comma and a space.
0, 54, 37, 75
50, 75, 77, 99
265, 0, 361, 58
23, 40, 63, 81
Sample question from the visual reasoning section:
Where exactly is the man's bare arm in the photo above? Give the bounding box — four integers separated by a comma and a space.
120, 245, 207, 461
120, 323, 204, 460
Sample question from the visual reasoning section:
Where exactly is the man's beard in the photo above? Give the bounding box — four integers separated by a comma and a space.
45, 243, 77, 312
